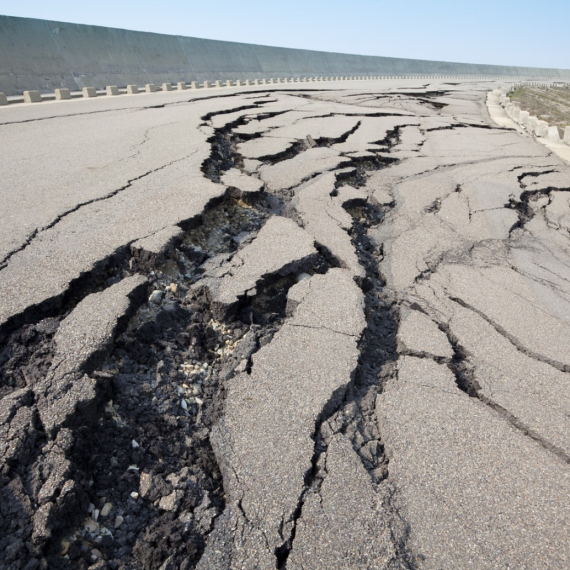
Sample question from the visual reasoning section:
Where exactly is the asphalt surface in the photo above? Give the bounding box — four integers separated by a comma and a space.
1, 78, 569, 569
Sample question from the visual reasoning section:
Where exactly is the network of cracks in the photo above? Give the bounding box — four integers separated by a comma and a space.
1, 86, 570, 570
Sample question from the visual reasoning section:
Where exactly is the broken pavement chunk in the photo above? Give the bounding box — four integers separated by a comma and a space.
204, 267, 365, 564
258, 147, 345, 192
397, 307, 453, 359
197, 216, 318, 317
36, 275, 148, 436
220, 168, 264, 195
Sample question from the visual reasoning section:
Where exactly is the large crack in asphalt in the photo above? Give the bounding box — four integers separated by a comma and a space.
506, 171, 570, 234
8, 85, 552, 569
441, 318, 570, 465
1, 90, 363, 567
272, 137, 417, 568
0, 183, 335, 569
50, 199, 334, 569
0, 155, 195, 272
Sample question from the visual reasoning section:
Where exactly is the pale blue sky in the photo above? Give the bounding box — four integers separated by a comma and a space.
3, 1, 569, 69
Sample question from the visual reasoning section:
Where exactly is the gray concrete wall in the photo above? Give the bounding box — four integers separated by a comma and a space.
1, 15, 570, 95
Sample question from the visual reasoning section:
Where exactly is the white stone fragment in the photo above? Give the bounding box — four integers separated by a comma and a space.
100, 503, 113, 517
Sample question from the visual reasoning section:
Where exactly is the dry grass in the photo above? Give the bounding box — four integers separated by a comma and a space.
509, 86, 570, 129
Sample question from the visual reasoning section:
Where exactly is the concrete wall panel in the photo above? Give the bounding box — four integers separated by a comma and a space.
0, 16, 78, 95
0, 15, 569, 95
178, 37, 262, 81
46, 20, 149, 89
252, 45, 294, 77
128, 31, 198, 85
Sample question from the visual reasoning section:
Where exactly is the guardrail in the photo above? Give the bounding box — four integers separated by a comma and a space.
2, 75, 570, 108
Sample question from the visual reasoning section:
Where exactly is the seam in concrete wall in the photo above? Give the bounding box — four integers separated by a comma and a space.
125, 31, 150, 87
44, 21, 80, 92
176, 35, 199, 82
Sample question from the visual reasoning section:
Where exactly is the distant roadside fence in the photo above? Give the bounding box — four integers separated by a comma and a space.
2, 75, 570, 108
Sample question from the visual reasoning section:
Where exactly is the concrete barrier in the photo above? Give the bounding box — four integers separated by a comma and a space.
547, 126, 562, 141
226, 80, 232, 87
55, 88, 71, 100
190, 81, 198, 89
519, 111, 530, 125
106, 85, 119, 96
82, 87, 96, 98
24, 90, 42, 103
162, 83, 172, 91
126, 85, 139, 94
535, 121, 549, 137
564, 126, 570, 144
146, 83, 156, 92
0, 92, 7, 105
235, 80, 241, 87
177, 82, 186, 90
203, 81, 210, 88
528, 116, 539, 131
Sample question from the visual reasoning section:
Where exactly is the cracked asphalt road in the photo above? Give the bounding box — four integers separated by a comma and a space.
1, 78, 570, 569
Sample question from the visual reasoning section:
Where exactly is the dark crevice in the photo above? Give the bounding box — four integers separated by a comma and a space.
442, 321, 570, 465
506, 186, 570, 234
257, 140, 309, 166
199, 102, 271, 124
257, 119, 363, 168
0, 182, 309, 569
0, 243, 134, 345
424, 198, 442, 213
200, 105, 293, 183
517, 170, 558, 187
449, 296, 570, 374
0, 155, 193, 272
68, 197, 335, 569
275, 134, 416, 567
0, 182, 271, 346
425, 122, 511, 133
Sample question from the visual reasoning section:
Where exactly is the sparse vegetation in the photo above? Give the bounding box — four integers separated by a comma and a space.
509, 86, 570, 129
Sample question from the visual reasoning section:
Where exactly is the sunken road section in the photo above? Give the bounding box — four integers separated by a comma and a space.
1, 78, 570, 569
